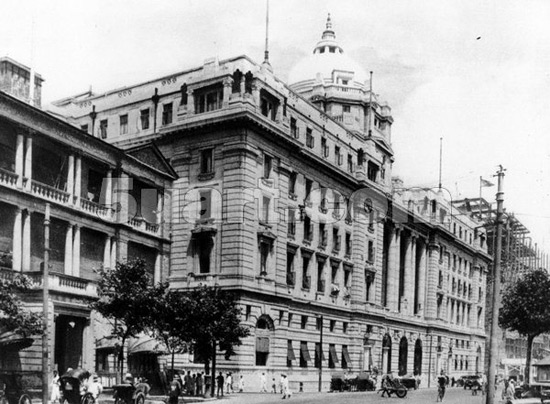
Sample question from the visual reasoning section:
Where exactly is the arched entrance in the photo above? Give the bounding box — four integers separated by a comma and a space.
398, 336, 408, 376
255, 314, 274, 366
414, 339, 422, 375
382, 334, 392, 374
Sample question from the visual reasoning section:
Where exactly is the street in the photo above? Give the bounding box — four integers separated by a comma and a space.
222, 387, 499, 404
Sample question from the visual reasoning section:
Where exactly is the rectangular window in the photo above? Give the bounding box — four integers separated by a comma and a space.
300, 341, 310, 368
194, 233, 213, 274
287, 340, 296, 367
290, 118, 299, 138
301, 315, 308, 329
306, 128, 314, 148
344, 267, 351, 287
367, 161, 379, 182
328, 344, 338, 369
256, 336, 269, 366
343, 105, 351, 113
162, 103, 173, 125
342, 345, 350, 369
304, 216, 313, 242
288, 208, 296, 236
120, 114, 128, 135
80, 124, 89, 133
330, 320, 336, 332
367, 240, 374, 263
263, 154, 272, 179
286, 251, 295, 286
305, 178, 313, 202
260, 241, 269, 275
321, 138, 329, 157
345, 232, 352, 256
347, 154, 354, 172
200, 148, 214, 174
335, 146, 342, 165
315, 342, 324, 369
140, 108, 150, 130
260, 90, 279, 120
302, 256, 311, 289
319, 223, 327, 247
332, 228, 340, 252
195, 84, 223, 113
262, 196, 270, 223
99, 119, 108, 139
199, 190, 211, 220
317, 260, 325, 293
289, 172, 297, 195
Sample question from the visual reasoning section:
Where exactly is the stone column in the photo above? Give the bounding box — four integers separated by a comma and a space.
387, 227, 401, 311
24, 136, 32, 190
404, 235, 416, 315
116, 172, 130, 224
186, 89, 195, 114
74, 155, 82, 205
154, 252, 161, 283
251, 83, 260, 108
425, 243, 440, 319
22, 210, 31, 270
64, 224, 74, 276
12, 208, 22, 271
416, 241, 427, 316
110, 237, 117, 269
67, 154, 75, 201
105, 169, 113, 207
72, 225, 81, 277
15, 133, 24, 188
103, 235, 111, 270
239, 77, 245, 95
222, 77, 232, 108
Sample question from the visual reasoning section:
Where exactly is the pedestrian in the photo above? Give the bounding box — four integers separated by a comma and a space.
238, 375, 244, 393
88, 374, 103, 400
272, 377, 277, 393
260, 372, 268, 393
168, 377, 181, 404
196, 372, 203, 396
190, 373, 196, 396
226, 372, 233, 394
50, 370, 60, 404
279, 373, 284, 394
216, 372, 224, 398
380, 374, 392, 397
184, 371, 192, 396
281, 374, 292, 399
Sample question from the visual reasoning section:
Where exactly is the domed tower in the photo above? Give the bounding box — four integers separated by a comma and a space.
289, 15, 393, 145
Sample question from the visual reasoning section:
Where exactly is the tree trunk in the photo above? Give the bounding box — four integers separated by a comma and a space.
171, 349, 175, 378
525, 334, 536, 383
211, 340, 216, 397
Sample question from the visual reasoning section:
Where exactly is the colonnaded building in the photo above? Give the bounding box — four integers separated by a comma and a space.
0, 17, 491, 392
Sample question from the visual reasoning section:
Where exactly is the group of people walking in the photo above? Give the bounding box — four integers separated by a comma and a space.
259, 372, 292, 399
168, 371, 206, 403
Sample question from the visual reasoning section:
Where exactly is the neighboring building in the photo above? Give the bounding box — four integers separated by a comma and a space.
0, 89, 174, 389
49, 16, 491, 391
0, 57, 44, 108
453, 198, 550, 382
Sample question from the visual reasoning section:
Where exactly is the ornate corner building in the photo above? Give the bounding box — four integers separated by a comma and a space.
0, 17, 491, 392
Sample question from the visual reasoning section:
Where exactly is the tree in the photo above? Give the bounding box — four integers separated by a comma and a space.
90, 259, 168, 381
185, 285, 250, 397
150, 290, 192, 378
0, 273, 43, 337
499, 269, 550, 382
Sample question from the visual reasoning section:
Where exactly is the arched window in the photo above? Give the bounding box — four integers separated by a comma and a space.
414, 339, 422, 376
255, 315, 274, 366
382, 334, 392, 373
398, 336, 408, 376
232, 70, 242, 93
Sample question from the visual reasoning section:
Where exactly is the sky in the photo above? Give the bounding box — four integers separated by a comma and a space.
1, 0, 550, 254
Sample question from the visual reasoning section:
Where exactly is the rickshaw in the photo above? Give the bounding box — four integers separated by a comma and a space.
59, 369, 95, 404
0, 373, 32, 404
379, 374, 407, 398
112, 381, 147, 404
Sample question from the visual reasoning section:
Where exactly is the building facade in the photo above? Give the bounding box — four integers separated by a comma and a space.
2, 17, 491, 392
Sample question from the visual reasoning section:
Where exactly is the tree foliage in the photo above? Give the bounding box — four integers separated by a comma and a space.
90, 259, 168, 379
0, 274, 43, 337
499, 269, 550, 381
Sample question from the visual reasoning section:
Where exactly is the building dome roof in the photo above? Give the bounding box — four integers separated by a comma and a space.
288, 14, 368, 86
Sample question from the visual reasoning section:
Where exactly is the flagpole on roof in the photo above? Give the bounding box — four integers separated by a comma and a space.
438, 137, 443, 190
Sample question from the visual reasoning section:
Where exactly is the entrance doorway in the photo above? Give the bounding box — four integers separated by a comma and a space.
54, 315, 85, 372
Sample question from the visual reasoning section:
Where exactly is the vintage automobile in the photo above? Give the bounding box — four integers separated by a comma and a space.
0, 373, 32, 404
59, 369, 95, 404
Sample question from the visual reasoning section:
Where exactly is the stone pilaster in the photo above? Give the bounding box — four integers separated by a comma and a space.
404, 235, 416, 315
12, 208, 22, 271
103, 235, 111, 269
425, 242, 440, 319
387, 227, 401, 311
24, 136, 32, 190
64, 224, 74, 275
67, 154, 75, 201
416, 240, 427, 316
15, 133, 24, 188
72, 225, 81, 277
22, 210, 31, 271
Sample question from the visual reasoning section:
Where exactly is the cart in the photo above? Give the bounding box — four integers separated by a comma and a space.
379, 375, 407, 398
112, 383, 146, 404
59, 369, 94, 404
0, 373, 32, 404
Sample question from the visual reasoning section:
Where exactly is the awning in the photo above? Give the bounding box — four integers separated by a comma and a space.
316, 343, 326, 361
0, 330, 33, 350
342, 346, 352, 366
96, 336, 120, 352
128, 336, 167, 355
256, 337, 270, 353
329, 345, 339, 364
300, 342, 311, 362
287, 341, 296, 361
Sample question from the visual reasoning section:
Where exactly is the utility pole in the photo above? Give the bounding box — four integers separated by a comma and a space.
486, 166, 505, 404
318, 315, 323, 392
42, 203, 51, 404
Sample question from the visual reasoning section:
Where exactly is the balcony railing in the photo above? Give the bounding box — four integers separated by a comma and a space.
127, 216, 161, 235
81, 198, 113, 219
5, 270, 98, 297
0, 167, 18, 188
31, 180, 70, 204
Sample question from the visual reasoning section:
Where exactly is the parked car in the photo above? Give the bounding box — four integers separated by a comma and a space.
459, 375, 482, 389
